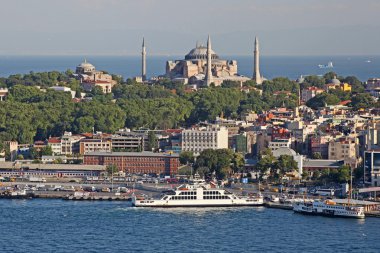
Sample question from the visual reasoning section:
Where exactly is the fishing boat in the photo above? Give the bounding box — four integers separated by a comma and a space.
132, 175, 263, 207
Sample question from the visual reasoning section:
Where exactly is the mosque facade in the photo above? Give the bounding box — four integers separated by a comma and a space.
74, 60, 116, 93
164, 36, 259, 86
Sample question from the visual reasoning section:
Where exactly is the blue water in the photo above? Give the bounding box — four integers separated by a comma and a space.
0, 55, 379, 81
0, 199, 379, 253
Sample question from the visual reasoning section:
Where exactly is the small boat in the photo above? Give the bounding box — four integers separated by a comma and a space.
318, 61, 334, 69
0, 189, 34, 199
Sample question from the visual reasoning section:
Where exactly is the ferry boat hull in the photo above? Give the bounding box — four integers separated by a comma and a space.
132, 174, 264, 208
293, 201, 365, 219
132, 198, 264, 207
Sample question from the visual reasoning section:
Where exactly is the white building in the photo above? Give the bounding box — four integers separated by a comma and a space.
268, 138, 291, 152
60, 132, 85, 155
47, 137, 62, 155
49, 86, 76, 99
181, 125, 228, 154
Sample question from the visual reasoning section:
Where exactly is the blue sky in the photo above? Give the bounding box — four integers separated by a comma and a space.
0, 0, 379, 56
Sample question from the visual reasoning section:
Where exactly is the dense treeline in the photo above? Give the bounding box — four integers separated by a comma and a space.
0, 71, 374, 144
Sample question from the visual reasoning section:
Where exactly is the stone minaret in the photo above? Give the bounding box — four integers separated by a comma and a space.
253, 37, 263, 84
142, 37, 146, 81
205, 35, 213, 86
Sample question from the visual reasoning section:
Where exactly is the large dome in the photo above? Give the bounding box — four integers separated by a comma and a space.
329, 77, 341, 85
185, 46, 219, 60
77, 60, 95, 69
76, 59, 96, 74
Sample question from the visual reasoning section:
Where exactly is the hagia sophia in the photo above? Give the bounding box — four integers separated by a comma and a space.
72, 35, 264, 93
144, 35, 264, 87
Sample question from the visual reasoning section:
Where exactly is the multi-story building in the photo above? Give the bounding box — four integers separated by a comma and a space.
33, 141, 46, 152
79, 139, 112, 155
74, 60, 116, 94
181, 125, 228, 154
366, 78, 380, 98
48, 137, 62, 155
301, 86, 324, 102
328, 136, 359, 161
83, 151, 180, 175
268, 138, 291, 152
60, 132, 85, 155
310, 135, 334, 159
112, 129, 149, 151
364, 150, 380, 186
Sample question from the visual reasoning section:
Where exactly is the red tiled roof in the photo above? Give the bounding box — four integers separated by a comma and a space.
339, 100, 351, 106
48, 138, 61, 144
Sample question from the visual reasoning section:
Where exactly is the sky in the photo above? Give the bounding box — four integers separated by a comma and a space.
0, 0, 379, 56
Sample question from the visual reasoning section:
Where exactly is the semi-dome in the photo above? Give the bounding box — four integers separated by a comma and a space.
185, 45, 219, 60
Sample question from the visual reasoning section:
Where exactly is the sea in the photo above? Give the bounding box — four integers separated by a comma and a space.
0, 199, 379, 253
0, 55, 379, 81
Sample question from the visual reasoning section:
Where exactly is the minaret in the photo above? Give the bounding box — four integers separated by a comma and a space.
253, 36, 263, 84
205, 35, 212, 86
142, 37, 146, 81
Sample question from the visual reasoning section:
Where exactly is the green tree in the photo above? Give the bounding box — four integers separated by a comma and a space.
312, 170, 320, 181
312, 152, 323, 159
147, 131, 158, 151
323, 72, 338, 81
179, 151, 194, 165
106, 164, 119, 176
275, 155, 299, 180
231, 152, 245, 173
256, 148, 276, 181
306, 93, 340, 109
350, 93, 375, 110
195, 149, 235, 179
336, 165, 350, 183
41, 145, 53, 156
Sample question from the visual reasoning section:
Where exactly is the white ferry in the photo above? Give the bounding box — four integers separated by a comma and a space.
318, 61, 334, 69
132, 176, 263, 207
293, 199, 365, 219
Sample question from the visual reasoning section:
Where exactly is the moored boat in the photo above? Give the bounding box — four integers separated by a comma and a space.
293, 199, 365, 219
132, 175, 263, 207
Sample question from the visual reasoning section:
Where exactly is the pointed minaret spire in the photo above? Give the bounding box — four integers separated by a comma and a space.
253, 36, 263, 84
142, 37, 146, 81
205, 35, 213, 86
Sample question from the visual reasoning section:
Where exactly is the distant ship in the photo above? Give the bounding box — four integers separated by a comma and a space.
318, 61, 334, 69
366, 60, 371, 63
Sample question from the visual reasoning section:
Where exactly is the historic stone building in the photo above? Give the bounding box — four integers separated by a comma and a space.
74, 59, 116, 93
165, 36, 251, 86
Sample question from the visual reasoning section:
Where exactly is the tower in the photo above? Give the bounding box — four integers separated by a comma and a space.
142, 37, 146, 81
253, 37, 263, 84
205, 35, 213, 86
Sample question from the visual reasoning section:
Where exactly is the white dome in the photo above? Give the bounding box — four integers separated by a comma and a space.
329, 77, 341, 85
272, 147, 297, 158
